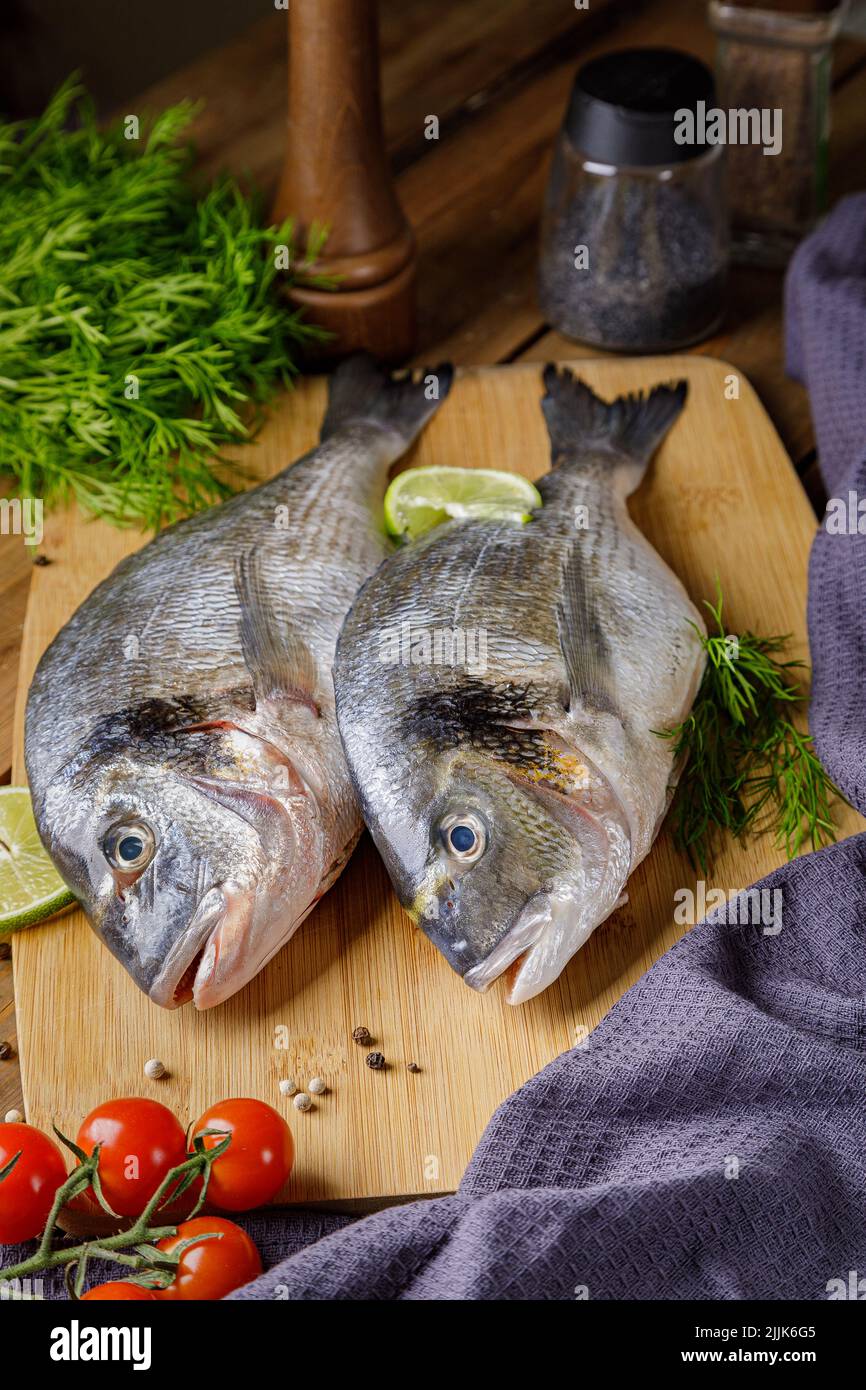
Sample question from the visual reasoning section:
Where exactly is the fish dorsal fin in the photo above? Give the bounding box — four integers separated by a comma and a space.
234, 551, 319, 715
555, 555, 617, 718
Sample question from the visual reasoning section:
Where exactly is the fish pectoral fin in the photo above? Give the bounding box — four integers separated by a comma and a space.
234, 550, 320, 715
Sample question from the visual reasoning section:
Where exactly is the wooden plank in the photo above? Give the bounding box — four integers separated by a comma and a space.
0, 541, 31, 782
12, 357, 863, 1210
0, 944, 21, 1120
124, 0, 866, 195
128, 0, 622, 190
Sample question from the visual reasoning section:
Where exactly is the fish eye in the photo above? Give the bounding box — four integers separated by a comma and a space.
450, 824, 477, 853
440, 813, 487, 864
104, 822, 156, 873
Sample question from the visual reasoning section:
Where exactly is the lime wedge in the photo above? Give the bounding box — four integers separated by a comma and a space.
384, 466, 542, 541
0, 787, 75, 934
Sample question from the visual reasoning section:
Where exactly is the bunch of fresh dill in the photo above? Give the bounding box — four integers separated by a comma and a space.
657, 586, 843, 873
0, 76, 328, 527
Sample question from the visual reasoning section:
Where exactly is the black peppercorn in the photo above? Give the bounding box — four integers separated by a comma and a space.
0, 1041, 12, 1061
352, 1026, 372, 1046
407, 1062, 421, 1073
33, 555, 52, 567
365, 1051, 385, 1070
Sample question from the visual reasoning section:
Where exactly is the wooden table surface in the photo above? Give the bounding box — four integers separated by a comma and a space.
2, 0, 865, 1120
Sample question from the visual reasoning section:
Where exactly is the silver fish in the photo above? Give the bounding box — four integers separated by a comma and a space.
25, 356, 453, 1009
334, 367, 705, 1004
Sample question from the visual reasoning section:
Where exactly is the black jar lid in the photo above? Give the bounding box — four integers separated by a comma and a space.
564, 47, 716, 167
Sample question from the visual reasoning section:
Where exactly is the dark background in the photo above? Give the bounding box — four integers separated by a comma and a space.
0, 0, 274, 115
3, 0, 865, 120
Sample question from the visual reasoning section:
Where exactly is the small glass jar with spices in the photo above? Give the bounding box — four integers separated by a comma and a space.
538, 48, 729, 353
708, 0, 849, 265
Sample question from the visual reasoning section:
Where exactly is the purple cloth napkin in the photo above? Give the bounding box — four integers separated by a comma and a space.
5, 197, 866, 1302
786, 193, 866, 813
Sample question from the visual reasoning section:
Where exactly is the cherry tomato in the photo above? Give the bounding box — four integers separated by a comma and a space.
0, 1122, 67, 1244
191, 1098, 293, 1211
157, 1216, 262, 1300
82, 1282, 158, 1301
76, 1098, 187, 1217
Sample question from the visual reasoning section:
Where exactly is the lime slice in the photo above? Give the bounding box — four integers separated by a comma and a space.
0, 787, 75, 934
384, 466, 542, 541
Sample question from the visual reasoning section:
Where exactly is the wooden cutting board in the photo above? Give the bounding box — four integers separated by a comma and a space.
11, 357, 862, 1210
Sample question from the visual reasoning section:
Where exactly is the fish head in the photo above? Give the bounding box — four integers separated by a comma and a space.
347, 706, 631, 1005
35, 720, 328, 1009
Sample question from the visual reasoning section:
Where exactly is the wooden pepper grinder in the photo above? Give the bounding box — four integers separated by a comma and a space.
272, 0, 417, 363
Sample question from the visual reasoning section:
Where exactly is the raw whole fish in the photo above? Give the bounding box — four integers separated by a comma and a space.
334, 367, 704, 1003
25, 356, 453, 1008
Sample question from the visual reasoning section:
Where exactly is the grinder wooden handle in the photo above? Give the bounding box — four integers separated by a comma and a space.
272, 0, 418, 363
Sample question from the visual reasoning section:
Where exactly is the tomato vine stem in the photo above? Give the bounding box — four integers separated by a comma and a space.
0, 1130, 231, 1289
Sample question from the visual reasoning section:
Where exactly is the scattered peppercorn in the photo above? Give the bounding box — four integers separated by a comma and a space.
33, 555, 52, 567
352, 1026, 372, 1046
0, 1041, 13, 1061
4, 1108, 23, 1123
366, 1051, 386, 1071
0, 942, 11, 961
279, 1078, 297, 1097
407, 1062, 421, 1073
293, 1092, 312, 1112
143, 1058, 166, 1080
308, 1077, 326, 1095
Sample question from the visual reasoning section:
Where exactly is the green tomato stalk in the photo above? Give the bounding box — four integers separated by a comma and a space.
0, 1126, 231, 1296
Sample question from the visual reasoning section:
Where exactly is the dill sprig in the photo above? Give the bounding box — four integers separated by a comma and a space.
0, 75, 330, 528
657, 584, 842, 873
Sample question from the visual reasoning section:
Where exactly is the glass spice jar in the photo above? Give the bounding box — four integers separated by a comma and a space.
538, 48, 729, 353
708, 0, 849, 266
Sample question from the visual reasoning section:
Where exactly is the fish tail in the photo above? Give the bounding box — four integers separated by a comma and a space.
321, 354, 454, 448
541, 366, 687, 493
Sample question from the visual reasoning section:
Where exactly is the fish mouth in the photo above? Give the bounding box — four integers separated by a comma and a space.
189, 882, 258, 1010
462, 870, 628, 1006
149, 886, 228, 1009
460, 772, 607, 996
461, 765, 632, 1003
463, 897, 549, 993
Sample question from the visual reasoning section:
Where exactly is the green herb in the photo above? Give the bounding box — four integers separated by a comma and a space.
0, 76, 330, 528
656, 584, 843, 873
